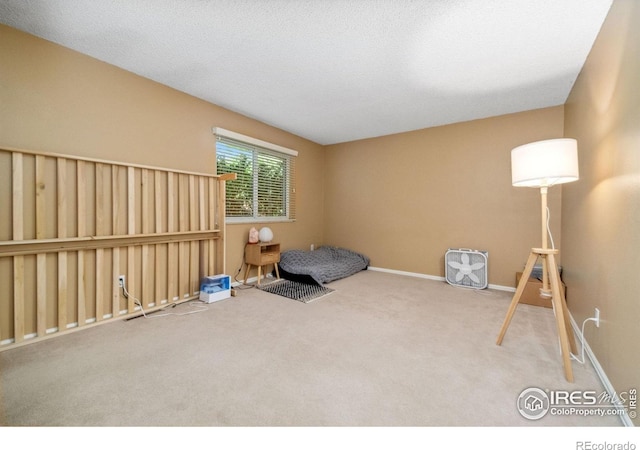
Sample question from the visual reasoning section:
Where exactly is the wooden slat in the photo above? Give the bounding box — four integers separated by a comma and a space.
199, 177, 206, 231
12, 153, 24, 240
112, 166, 122, 235
127, 250, 135, 312
189, 175, 197, 228
57, 253, 67, 329
112, 248, 120, 318
155, 170, 164, 303
189, 175, 198, 294
36, 255, 47, 336
154, 171, 163, 234
141, 169, 151, 307
127, 167, 135, 313
167, 172, 177, 301
57, 158, 67, 236
77, 244, 86, 326
12, 153, 24, 343
208, 178, 215, 272
77, 162, 87, 236
178, 174, 187, 221
127, 167, 135, 235
94, 249, 104, 321
13, 256, 25, 343
35, 155, 47, 336
77, 161, 87, 327
57, 157, 68, 330
198, 177, 208, 277
35, 155, 46, 238
112, 165, 122, 315
95, 163, 106, 237
0, 230, 220, 257
142, 169, 150, 234
178, 174, 187, 298
95, 163, 105, 321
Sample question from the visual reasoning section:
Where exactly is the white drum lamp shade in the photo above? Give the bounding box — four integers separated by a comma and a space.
511, 138, 579, 187
259, 227, 273, 243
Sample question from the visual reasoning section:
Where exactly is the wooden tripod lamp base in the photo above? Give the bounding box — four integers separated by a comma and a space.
504, 138, 580, 383
496, 248, 578, 382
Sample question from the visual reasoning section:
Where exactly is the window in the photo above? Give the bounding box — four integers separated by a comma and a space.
215, 128, 297, 223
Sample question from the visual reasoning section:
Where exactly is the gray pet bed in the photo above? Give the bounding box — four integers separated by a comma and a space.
278, 246, 370, 285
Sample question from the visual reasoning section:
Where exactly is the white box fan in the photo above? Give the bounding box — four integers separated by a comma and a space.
445, 248, 488, 289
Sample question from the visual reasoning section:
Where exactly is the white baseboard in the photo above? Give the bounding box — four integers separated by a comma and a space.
366, 266, 516, 292
569, 315, 634, 427
231, 274, 277, 287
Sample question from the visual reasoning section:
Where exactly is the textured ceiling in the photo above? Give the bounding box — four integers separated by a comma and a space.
0, 0, 613, 145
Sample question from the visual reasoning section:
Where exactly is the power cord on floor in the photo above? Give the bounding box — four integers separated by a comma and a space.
121, 284, 208, 319
233, 242, 255, 290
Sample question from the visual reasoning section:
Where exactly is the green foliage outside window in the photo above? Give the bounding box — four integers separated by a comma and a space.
216, 140, 289, 219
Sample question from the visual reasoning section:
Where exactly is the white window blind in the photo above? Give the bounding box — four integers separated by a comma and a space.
214, 128, 297, 222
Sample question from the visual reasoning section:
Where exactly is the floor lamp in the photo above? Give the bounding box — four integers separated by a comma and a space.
496, 138, 580, 382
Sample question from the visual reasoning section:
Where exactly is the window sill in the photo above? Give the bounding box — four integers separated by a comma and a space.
226, 217, 296, 225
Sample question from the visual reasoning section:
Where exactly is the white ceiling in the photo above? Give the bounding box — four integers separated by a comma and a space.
0, 0, 613, 145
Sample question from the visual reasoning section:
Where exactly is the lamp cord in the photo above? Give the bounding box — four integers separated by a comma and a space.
234, 242, 255, 289
569, 316, 599, 364
546, 206, 555, 250
546, 206, 598, 365
549, 297, 597, 365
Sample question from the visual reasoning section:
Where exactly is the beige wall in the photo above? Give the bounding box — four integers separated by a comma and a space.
0, 24, 325, 276
562, 0, 639, 425
324, 107, 565, 287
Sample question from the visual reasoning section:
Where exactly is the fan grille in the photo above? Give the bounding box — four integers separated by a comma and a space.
445, 249, 488, 289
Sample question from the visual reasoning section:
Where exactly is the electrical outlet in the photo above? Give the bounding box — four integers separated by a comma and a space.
118, 275, 125, 288
594, 308, 600, 327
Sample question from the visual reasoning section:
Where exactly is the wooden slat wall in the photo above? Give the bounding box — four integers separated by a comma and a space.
0, 146, 232, 351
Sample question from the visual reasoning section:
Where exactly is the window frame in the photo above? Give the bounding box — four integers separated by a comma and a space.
214, 128, 297, 224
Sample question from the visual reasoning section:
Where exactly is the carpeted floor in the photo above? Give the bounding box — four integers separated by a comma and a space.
0, 270, 623, 427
